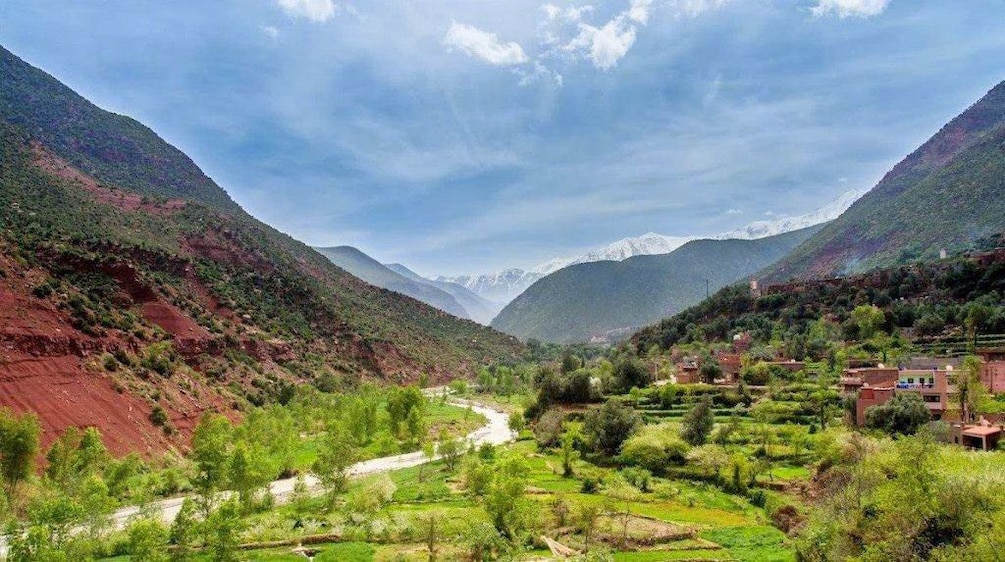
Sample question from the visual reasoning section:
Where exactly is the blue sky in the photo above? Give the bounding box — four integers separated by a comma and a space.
2, 1, 1005, 275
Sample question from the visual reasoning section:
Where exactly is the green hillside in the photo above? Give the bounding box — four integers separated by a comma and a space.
315, 246, 470, 319
0, 46, 240, 212
491, 226, 822, 344
763, 79, 1005, 282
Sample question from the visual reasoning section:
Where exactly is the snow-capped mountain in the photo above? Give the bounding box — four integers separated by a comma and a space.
567, 233, 695, 265
717, 188, 868, 240
440, 188, 868, 307
435, 269, 547, 305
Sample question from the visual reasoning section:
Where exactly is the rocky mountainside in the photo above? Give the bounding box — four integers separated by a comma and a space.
0, 45, 522, 454
763, 80, 1005, 282
491, 226, 822, 344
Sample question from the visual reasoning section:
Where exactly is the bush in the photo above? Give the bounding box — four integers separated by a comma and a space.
584, 399, 641, 456
864, 392, 930, 435
149, 405, 168, 427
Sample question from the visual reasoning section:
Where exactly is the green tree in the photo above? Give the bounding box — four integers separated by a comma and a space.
0, 409, 40, 498
437, 434, 463, 472
700, 360, 722, 384
852, 304, 886, 340
957, 355, 989, 423
191, 414, 233, 511
864, 392, 930, 435
613, 356, 653, 393
229, 441, 271, 512
169, 497, 200, 560
559, 422, 582, 477
574, 503, 603, 554
681, 395, 715, 446
584, 399, 641, 456
204, 498, 244, 562
406, 406, 427, 445
482, 454, 533, 539
126, 516, 170, 562
312, 431, 359, 505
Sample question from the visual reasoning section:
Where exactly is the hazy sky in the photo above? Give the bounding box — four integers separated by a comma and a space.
3, 1, 1004, 275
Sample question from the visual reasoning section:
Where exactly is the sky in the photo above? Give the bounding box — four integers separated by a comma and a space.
2, 1, 1005, 276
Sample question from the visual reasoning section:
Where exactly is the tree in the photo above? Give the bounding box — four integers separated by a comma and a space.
169, 497, 200, 560
312, 431, 359, 505
417, 510, 444, 562
204, 498, 243, 562
574, 503, 603, 553
0, 409, 40, 498
957, 355, 989, 423
966, 304, 992, 349
437, 435, 463, 472
229, 441, 271, 512
126, 516, 170, 562
559, 422, 582, 477
700, 360, 722, 384
407, 406, 427, 445
685, 444, 729, 481
419, 442, 435, 483
482, 454, 532, 539
852, 304, 886, 340
191, 414, 233, 512
507, 411, 525, 434
604, 476, 641, 548
681, 396, 715, 446
864, 392, 930, 435
613, 357, 653, 393
584, 399, 641, 456
345, 474, 396, 538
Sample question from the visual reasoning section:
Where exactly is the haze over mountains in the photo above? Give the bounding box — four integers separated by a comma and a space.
437, 188, 868, 306
491, 226, 823, 343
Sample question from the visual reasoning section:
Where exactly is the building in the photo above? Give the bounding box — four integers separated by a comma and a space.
978, 349, 1005, 393
675, 359, 700, 384
850, 364, 958, 426
948, 417, 1004, 451
841, 366, 899, 394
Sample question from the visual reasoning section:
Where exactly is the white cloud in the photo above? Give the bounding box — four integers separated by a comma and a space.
276, 0, 338, 23
725, 208, 743, 215
542, 4, 594, 22
811, 0, 890, 19
561, 0, 721, 70
443, 21, 529, 66
260, 25, 280, 39
628, 0, 653, 24
566, 17, 638, 70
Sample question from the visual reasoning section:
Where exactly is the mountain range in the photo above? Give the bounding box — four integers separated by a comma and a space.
438, 187, 867, 306
312, 246, 501, 324
0, 45, 521, 453
491, 226, 823, 344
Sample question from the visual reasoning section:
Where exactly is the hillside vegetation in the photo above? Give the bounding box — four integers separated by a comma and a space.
763, 79, 1005, 282
492, 226, 822, 344
633, 241, 1005, 356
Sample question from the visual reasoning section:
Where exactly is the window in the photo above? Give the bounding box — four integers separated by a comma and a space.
923, 394, 940, 403
907, 378, 915, 384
